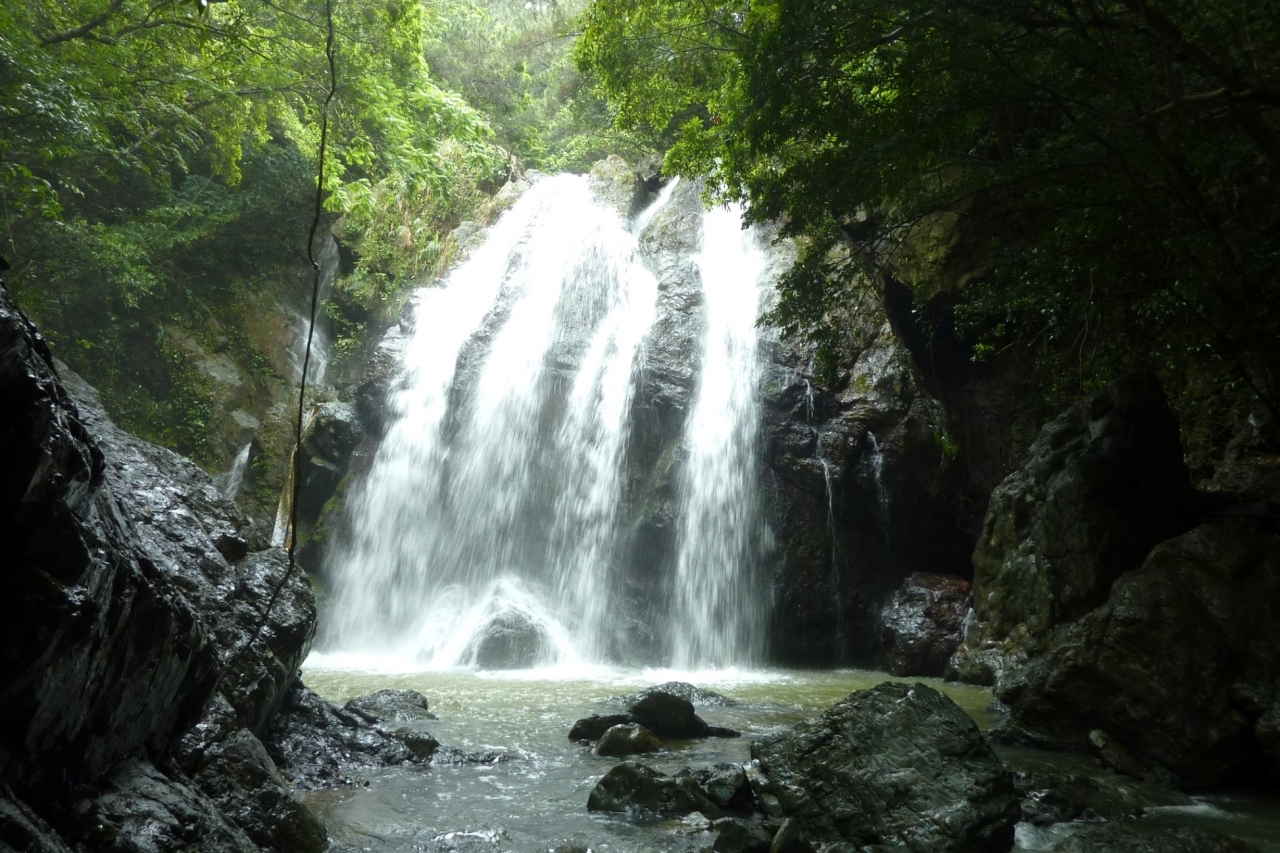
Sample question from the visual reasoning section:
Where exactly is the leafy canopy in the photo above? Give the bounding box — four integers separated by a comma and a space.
577, 0, 1280, 421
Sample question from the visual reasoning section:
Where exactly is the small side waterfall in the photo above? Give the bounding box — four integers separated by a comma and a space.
319, 175, 779, 670
216, 443, 253, 500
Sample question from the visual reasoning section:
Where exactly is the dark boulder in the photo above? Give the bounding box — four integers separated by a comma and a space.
596, 724, 662, 757
569, 715, 632, 742
626, 689, 739, 739
468, 611, 548, 669
881, 572, 971, 677
345, 689, 438, 723
189, 729, 326, 853
586, 762, 724, 819
1050, 822, 1260, 853
750, 682, 1019, 853
995, 524, 1280, 787
264, 682, 438, 789
73, 759, 259, 853
953, 374, 1196, 683
294, 401, 362, 569
678, 764, 755, 814
1005, 750, 1193, 827
611, 682, 738, 707
0, 286, 219, 798
711, 817, 773, 853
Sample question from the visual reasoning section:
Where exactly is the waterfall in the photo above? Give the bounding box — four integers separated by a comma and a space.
286, 235, 339, 388
216, 442, 252, 500
669, 206, 770, 668
319, 176, 777, 671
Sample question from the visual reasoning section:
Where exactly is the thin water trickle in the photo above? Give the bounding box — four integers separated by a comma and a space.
217, 442, 252, 500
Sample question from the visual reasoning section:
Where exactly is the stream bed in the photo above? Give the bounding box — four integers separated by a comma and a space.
299, 663, 1280, 853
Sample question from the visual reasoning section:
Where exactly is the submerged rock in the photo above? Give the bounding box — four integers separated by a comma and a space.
881, 572, 971, 677
995, 524, 1280, 786
1049, 821, 1260, 853
586, 762, 724, 818
750, 682, 1019, 852
611, 682, 739, 707
596, 724, 662, 757
345, 689, 438, 723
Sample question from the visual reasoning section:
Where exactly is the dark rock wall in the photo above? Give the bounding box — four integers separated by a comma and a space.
760, 292, 974, 666
0, 286, 219, 799
0, 280, 326, 851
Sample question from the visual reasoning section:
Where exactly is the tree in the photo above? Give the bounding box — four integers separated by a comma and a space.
578, 0, 1280, 425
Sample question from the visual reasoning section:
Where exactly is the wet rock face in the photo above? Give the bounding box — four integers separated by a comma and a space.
617, 178, 708, 642
569, 686, 740, 742
995, 524, 1280, 787
760, 293, 973, 666
881, 572, 971, 677
586, 762, 725, 818
750, 682, 1020, 853
345, 689, 438, 723
76, 759, 261, 853
294, 401, 361, 569
264, 682, 438, 789
0, 285, 218, 797
596, 724, 662, 756
60, 367, 316, 735
963, 374, 1196, 659
1, 284, 329, 852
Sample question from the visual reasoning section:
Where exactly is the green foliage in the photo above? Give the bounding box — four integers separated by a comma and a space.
428, 0, 649, 172
1, 0, 509, 464
578, 0, 1280, 423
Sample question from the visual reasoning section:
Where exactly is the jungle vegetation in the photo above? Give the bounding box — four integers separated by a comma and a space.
577, 0, 1280, 458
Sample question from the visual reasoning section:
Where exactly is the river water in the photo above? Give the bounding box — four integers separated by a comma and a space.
298, 664, 1280, 853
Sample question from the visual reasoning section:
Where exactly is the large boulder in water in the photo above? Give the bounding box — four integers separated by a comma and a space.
995, 524, 1280, 786
586, 762, 724, 818
469, 610, 549, 669
749, 682, 1019, 853
881, 572, 971, 677
627, 689, 739, 738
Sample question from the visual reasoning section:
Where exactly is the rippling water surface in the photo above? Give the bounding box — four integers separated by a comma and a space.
299, 664, 1280, 853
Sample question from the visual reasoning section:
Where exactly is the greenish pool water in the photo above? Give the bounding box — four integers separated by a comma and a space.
298, 663, 1279, 853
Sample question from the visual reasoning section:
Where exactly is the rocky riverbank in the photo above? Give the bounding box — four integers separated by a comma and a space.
0, 282, 447, 852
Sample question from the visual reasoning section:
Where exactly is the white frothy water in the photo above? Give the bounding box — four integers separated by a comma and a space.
669, 205, 770, 668
217, 442, 252, 500
321, 178, 775, 671
323, 176, 664, 667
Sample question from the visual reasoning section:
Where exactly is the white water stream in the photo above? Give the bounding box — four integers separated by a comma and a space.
320, 175, 772, 670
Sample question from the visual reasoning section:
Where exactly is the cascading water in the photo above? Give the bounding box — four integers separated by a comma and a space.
216, 442, 252, 500
669, 206, 770, 668
319, 175, 776, 670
